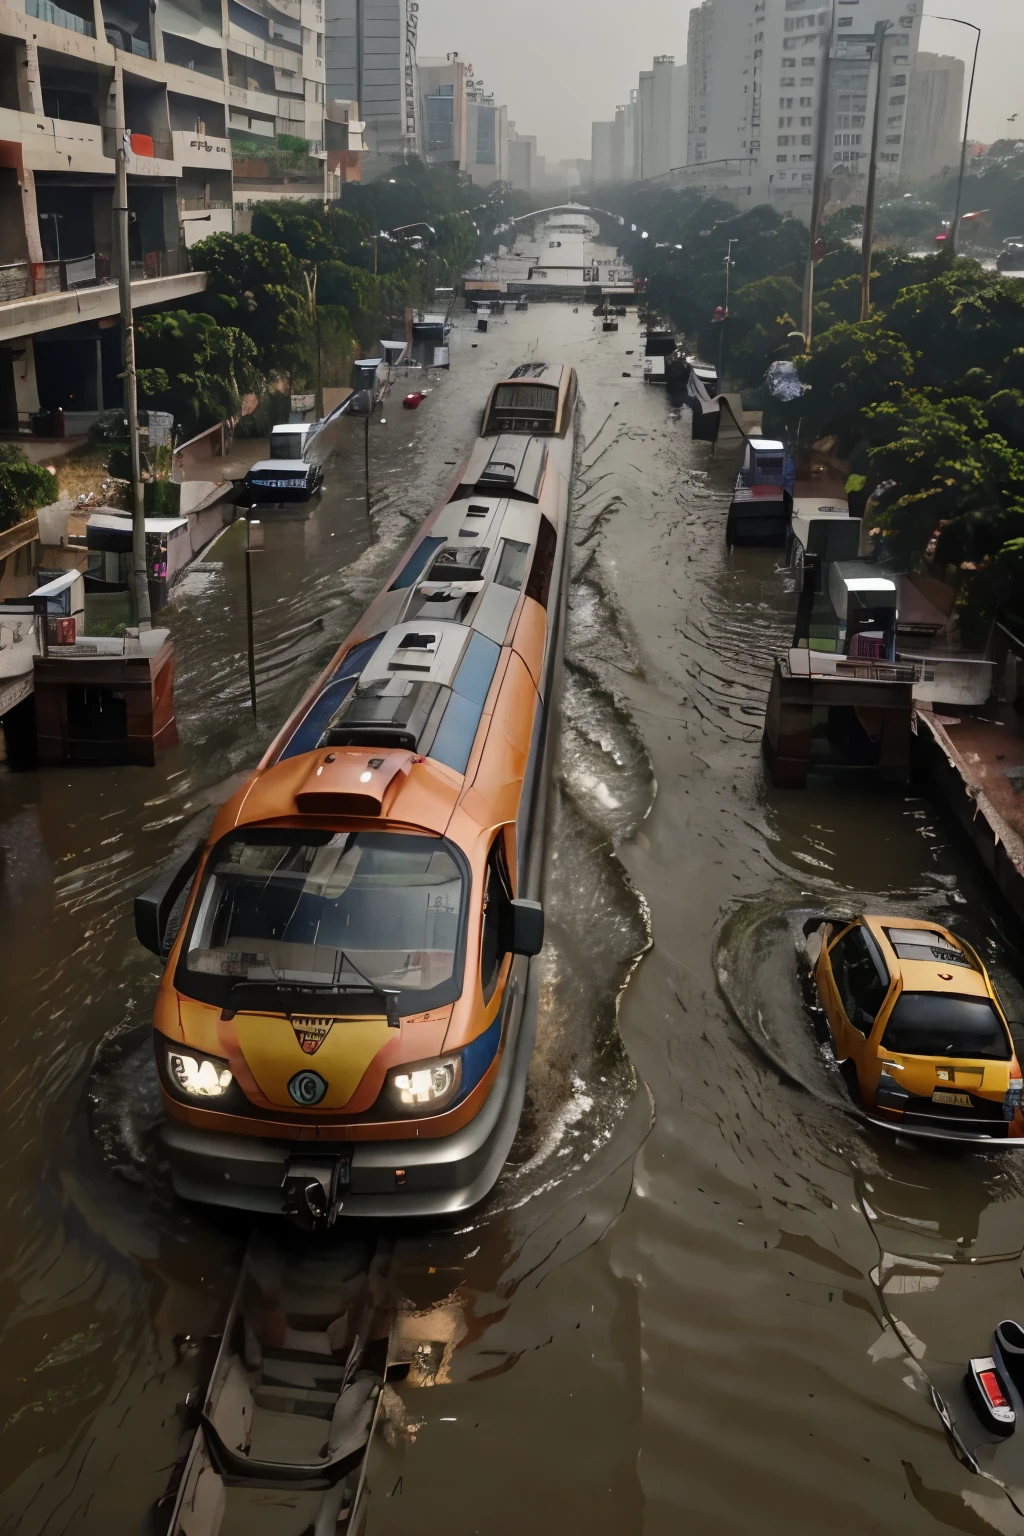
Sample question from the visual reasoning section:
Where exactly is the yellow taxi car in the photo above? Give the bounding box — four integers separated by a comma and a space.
813, 915, 1023, 1140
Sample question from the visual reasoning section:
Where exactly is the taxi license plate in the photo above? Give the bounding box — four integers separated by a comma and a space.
932, 1089, 973, 1108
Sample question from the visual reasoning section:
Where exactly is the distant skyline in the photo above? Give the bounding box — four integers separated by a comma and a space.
416, 0, 1022, 162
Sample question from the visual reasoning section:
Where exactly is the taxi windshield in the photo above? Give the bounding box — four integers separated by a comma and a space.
882, 993, 1011, 1060
178, 829, 466, 1010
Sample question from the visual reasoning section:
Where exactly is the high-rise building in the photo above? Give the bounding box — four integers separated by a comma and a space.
592, 120, 616, 185
633, 56, 687, 180
687, 0, 751, 165
467, 94, 508, 185
418, 56, 467, 166
900, 51, 963, 188
508, 127, 533, 190
325, 0, 418, 172
618, 94, 637, 179
686, 0, 922, 205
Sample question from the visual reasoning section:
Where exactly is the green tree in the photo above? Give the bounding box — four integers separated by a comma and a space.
0, 445, 56, 532
135, 310, 260, 437
189, 232, 311, 375
767, 319, 915, 448
882, 261, 1024, 391
866, 393, 1024, 568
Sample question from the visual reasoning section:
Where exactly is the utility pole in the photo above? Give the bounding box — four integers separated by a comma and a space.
860, 20, 890, 323
363, 392, 371, 522
112, 65, 151, 630
932, 16, 981, 257
801, 0, 836, 351
718, 237, 738, 380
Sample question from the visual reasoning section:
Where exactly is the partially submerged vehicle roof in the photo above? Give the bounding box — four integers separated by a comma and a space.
860, 915, 991, 997
247, 459, 316, 473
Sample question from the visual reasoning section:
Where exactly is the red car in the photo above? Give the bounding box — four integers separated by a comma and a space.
403, 391, 426, 409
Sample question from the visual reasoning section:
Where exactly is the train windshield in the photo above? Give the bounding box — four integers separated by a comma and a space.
179, 829, 466, 1010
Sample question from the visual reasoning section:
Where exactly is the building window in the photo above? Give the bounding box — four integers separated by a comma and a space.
425, 85, 455, 158
800, 115, 812, 125
777, 154, 788, 162
889, 94, 905, 105
799, 153, 813, 160
475, 105, 496, 165
800, 133, 812, 144
801, 56, 816, 65
838, 15, 852, 24
890, 74, 906, 86
800, 96, 812, 106
779, 96, 793, 106
885, 134, 901, 144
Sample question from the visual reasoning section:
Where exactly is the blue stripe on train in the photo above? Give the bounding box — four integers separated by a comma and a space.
278, 633, 385, 761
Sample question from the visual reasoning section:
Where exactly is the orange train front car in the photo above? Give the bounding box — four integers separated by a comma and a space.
135, 365, 579, 1221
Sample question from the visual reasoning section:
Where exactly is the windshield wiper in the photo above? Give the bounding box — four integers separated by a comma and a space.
225, 952, 401, 1028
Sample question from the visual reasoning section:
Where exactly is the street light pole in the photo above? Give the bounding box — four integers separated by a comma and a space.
932, 15, 981, 257
860, 20, 891, 322
718, 237, 738, 379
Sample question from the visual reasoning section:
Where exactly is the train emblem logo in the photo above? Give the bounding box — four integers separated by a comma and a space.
290, 1016, 334, 1054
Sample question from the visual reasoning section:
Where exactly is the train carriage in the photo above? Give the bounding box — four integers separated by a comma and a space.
137, 364, 579, 1222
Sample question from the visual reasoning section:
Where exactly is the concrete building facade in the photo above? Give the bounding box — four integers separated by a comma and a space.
325, 0, 417, 172
0, 0, 227, 431
466, 93, 507, 184
592, 119, 615, 185
900, 50, 963, 188
684, 0, 922, 207
417, 55, 466, 166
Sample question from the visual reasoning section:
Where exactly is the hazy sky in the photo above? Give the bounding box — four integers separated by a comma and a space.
418, 0, 1022, 161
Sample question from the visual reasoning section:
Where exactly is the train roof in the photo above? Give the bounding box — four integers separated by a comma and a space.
231, 476, 560, 844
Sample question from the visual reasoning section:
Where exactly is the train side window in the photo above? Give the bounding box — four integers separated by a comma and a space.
830, 925, 889, 1035
480, 837, 513, 1002
524, 515, 557, 608
495, 538, 530, 591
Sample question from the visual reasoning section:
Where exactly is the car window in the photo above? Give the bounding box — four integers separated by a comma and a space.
882, 993, 1011, 1060
830, 925, 890, 1035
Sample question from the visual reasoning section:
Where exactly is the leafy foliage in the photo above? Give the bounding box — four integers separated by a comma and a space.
188, 233, 311, 376
0, 444, 57, 532
135, 311, 260, 439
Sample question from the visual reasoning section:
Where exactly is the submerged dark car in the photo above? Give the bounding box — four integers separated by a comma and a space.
239, 459, 323, 505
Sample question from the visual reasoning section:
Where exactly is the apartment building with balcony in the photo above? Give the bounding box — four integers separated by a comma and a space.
684, 0, 921, 207
0, 0, 345, 428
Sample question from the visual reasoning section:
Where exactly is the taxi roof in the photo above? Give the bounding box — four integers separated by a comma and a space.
862, 914, 990, 997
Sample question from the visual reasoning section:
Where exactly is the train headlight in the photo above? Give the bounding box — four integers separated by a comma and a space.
167, 1047, 234, 1099
384, 1055, 462, 1115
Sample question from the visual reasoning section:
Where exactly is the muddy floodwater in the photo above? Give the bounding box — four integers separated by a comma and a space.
3, 287, 1024, 1535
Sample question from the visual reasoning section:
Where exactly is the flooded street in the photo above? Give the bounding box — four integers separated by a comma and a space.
3, 284, 1024, 1534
